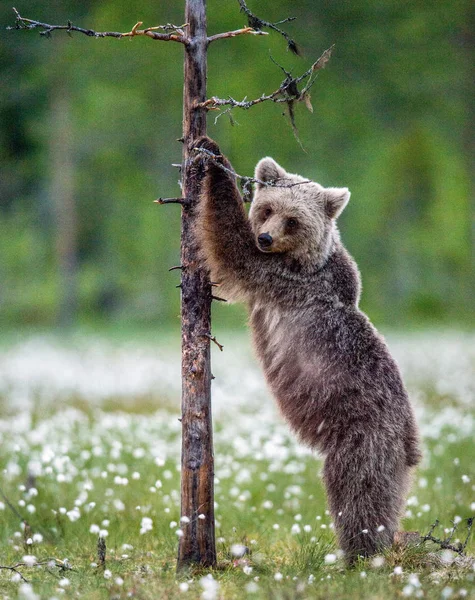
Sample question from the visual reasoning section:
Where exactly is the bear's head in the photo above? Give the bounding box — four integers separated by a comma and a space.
249, 157, 350, 267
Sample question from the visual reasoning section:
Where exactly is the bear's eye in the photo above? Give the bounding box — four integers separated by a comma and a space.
287, 218, 298, 229
263, 208, 272, 218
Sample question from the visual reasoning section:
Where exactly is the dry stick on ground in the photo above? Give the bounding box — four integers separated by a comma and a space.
0, 558, 73, 584
10, 1, 331, 570
421, 518, 474, 555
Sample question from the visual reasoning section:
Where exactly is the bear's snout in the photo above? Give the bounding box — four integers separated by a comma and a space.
257, 232, 273, 249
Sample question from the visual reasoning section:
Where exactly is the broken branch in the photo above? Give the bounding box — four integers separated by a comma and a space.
8, 8, 188, 44
201, 333, 224, 352
154, 197, 188, 206
237, 0, 299, 55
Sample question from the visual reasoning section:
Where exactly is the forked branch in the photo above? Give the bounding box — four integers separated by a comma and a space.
8, 8, 189, 44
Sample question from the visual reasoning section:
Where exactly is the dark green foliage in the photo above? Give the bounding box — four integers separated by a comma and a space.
0, 0, 472, 328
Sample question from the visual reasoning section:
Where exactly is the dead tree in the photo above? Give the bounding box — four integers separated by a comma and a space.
9, 0, 331, 569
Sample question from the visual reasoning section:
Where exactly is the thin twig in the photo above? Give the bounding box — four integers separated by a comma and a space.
193, 147, 312, 202
207, 26, 268, 44
237, 0, 300, 55
201, 333, 224, 352
154, 197, 188, 205
0, 483, 25, 523
8, 8, 188, 44
0, 564, 29, 582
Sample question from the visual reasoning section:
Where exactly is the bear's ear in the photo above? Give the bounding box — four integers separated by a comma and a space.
325, 187, 351, 219
255, 157, 287, 188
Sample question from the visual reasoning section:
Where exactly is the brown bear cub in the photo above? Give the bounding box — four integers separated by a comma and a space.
193, 137, 421, 564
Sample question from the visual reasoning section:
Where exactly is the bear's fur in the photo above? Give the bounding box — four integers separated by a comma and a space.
192, 137, 421, 564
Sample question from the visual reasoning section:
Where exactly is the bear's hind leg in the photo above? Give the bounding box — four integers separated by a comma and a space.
323, 438, 409, 565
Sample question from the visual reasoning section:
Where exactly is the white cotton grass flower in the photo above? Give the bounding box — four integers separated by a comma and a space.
176, 529, 184, 537
200, 574, 219, 600
408, 574, 421, 587
115, 577, 124, 586
58, 578, 70, 587
245, 581, 259, 593
393, 566, 403, 575
179, 582, 189, 592
22, 555, 37, 566
274, 572, 283, 581
140, 517, 153, 535
371, 556, 385, 568
66, 507, 80, 522
291, 524, 301, 535
230, 544, 247, 558
18, 583, 40, 600
461, 475, 470, 483
243, 565, 253, 575
103, 569, 112, 579
89, 524, 100, 534
32, 533, 43, 543
324, 553, 337, 565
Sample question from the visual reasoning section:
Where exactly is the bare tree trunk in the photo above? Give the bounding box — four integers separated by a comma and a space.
177, 0, 216, 569
50, 85, 77, 328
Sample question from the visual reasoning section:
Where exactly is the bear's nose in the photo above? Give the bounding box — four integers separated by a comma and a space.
258, 233, 273, 248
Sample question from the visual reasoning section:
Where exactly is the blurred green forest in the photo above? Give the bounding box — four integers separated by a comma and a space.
1, 0, 473, 330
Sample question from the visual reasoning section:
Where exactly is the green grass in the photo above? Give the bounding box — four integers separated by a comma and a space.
0, 333, 474, 599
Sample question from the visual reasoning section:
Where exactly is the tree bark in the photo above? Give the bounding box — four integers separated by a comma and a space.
177, 0, 216, 569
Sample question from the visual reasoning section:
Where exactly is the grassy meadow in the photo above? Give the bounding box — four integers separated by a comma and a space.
0, 330, 473, 599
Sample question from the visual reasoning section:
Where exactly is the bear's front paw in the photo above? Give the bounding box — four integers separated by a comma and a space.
191, 136, 223, 162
